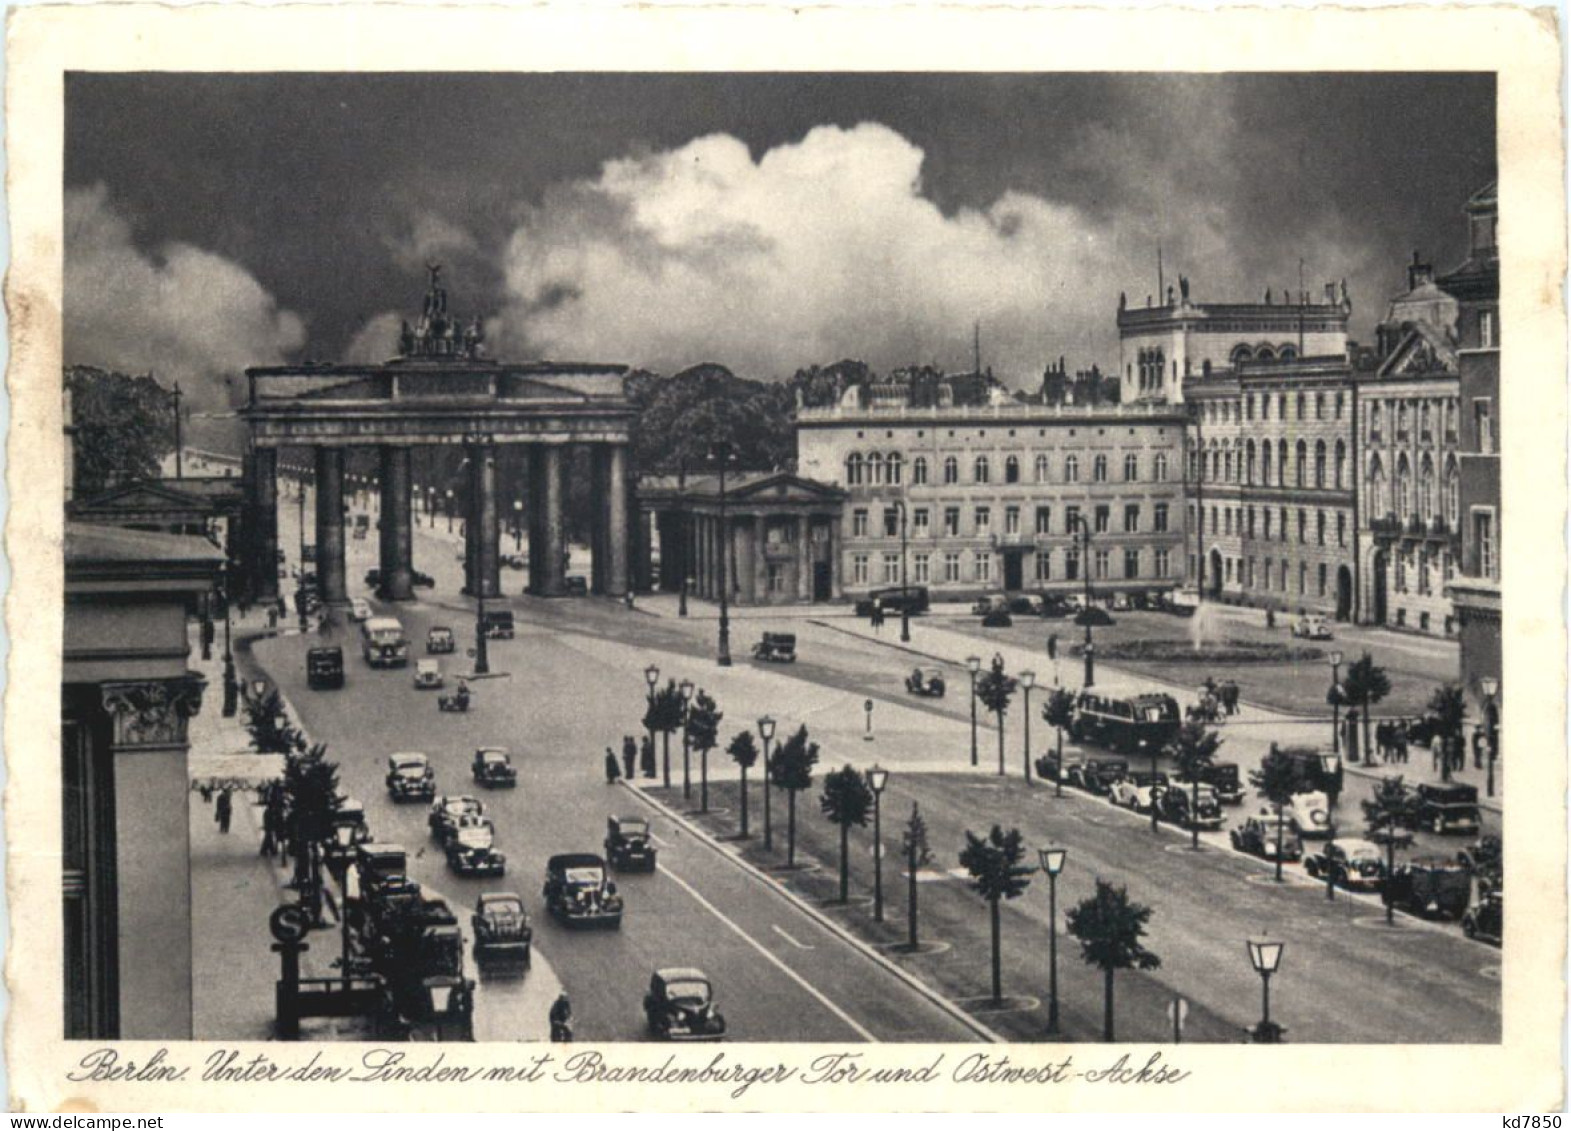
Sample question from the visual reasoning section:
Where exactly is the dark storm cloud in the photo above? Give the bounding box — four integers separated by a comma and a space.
65, 72, 1494, 388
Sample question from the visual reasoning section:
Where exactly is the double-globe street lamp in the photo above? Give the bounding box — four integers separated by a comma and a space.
1038, 846, 1066, 1035
1246, 937, 1286, 1043
966, 655, 982, 767
758, 715, 776, 851
866, 765, 889, 922
1480, 676, 1500, 798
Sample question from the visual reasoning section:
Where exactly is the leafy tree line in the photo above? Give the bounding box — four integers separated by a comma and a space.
66, 366, 177, 497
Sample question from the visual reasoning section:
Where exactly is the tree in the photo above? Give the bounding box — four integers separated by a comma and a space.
974, 654, 1018, 777
686, 690, 723, 811
819, 765, 874, 903
283, 742, 339, 906
1065, 879, 1162, 1042
1362, 776, 1415, 925
1042, 688, 1077, 798
643, 680, 687, 790
901, 802, 935, 950
243, 688, 306, 755
1168, 721, 1223, 848
770, 725, 820, 866
1250, 744, 1299, 882
958, 825, 1034, 1005
1341, 652, 1392, 764
65, 366, 177, 497
1426, 683, 1467, 784
726, 730, 760, 838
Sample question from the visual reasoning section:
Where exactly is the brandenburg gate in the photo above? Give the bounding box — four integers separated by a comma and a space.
240, 269, 635, 607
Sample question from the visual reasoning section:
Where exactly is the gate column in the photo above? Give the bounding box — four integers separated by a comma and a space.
379, 446, 414, 600
315, 448, 348, 607
589, 446, 609, 594
251, 448, 280, 602
472, 441, 501, 599
527, 445, 546, 595
796, 514, 812, 601
541, 444, 567, 596
607, 444, 630, 597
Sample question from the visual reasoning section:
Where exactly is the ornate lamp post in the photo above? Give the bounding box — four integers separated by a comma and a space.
866, 765, 889, 922
966, 655, 982, 767
679, 678, 695, 801
1038, 846, 1066, 1035
1328, 649, 1344, 755
758, 715, 777, 851
644, 664, 660, 774
513, 499, 523, 552
1020, 669, 1036, 781
894, 500, 911, 643
1480, 676, 1499, 798
1076, 513, 1096, 687
677, 460, 689, 618
1246, 937, 1285, 1043
712, 442, 736, 667
445, 488, 455, 533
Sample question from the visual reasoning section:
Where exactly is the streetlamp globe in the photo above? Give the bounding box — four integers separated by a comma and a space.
1480, 676, 1499, 699
644, 664, 660, 692
866, 765, 889, 795
757, 715, 776, 742
1247, 937, 1284, 975
679, 678, 695, 705
1329, 649, 1344, 668
966, 655, 982, 674
1020, 669, 1036, 691
1038, 846, 1066, 876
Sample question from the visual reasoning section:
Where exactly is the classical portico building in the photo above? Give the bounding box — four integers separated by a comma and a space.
241, 270, 636, 606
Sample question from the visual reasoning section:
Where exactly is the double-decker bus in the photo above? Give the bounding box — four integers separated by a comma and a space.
361, 615, 410, 668
1069, 692, 1181, 755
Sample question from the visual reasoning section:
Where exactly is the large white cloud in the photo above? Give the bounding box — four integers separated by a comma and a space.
490, 123, 1147, 385
64, 184, 306, 409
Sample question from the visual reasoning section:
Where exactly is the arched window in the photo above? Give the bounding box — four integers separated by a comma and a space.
1334, 440, 1346, 489
1004, 455, 1020, 484
1124, 453, 1139, 481
1277, 394, 1287, 420
1277, 439, 1288, 487
1256, 345, 1276, 362
1064, 455, 1079, 482
1296, 393, 1306, 421
943, 456, 959, 485
1223, 450, 1233, 482
1212, 450, 1222, 481
1231, 344, 1253, 367
1279, 345, 1297, 361
1093, 455, 1108, 482
1034, 454, 1050, 483
973, 455, 990, 484
867, 452, 885, 485
1368, 456, 1387, 517
1154, 453, 1168, 482
846, 453, 864, 485
1314, 440, 1326, 488
887, 452, 903, 486
1261, 443, 1272, 484
1369, 400, 1382, 438
1246, 440, 1257, 484
1420, 401, 1432, 439
1443, 457, 1460, 525
1396, 454, 1412, 519
1315, 393, 1325, 420
1419, 455, 1435, 522
911, 456, 928, 486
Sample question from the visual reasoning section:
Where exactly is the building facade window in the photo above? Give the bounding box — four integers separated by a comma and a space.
974, 455, 990, 484
1314, 441, 1326, 488
974, 551, 992, 583
1261, 443, 1272, 484
887, 452, 903, 485
852, 553, 869, 585
913, 552, 931, 583
1066, 505, 1081, 535
767, 563, 787, 593
883, 507, 900, 537
1004, 455, 1020, 484
852, 508, 868, 537
883, 553, 901, 584
912, 508, 930, 536
1125, 504, 1140, 533
1064, 454, 1079, 482
1035, 506, 1052, 535
943, 456, 959, 485
944, 552, 962, 583
1154, 503, 1169, 533
1317, 562, 1327, 597
1472, 508, 1496, 579
943, 507, 960, 537
974, 506, 991, 535
1337, 512, 1346, 547
1295, 440, 1307, 487
1296, 508, 1306, 543
1035, 551, 1052, 581
1034, 453, 1051, 483
1123, 548, 1140, 579
1263, 510, 1272, 540
1094, 549, 1110, 579
1005, 506, 1021, 535
1155, 549, 1170, 578
1480, 309, 1496, 348
1316, 510, 1326, 545
1095, 505, 1110, 534
846, 453, 864, 485
1124, 453, 1139, 481
911, 456, 928, 486
1065, 548, 1080, 581
1279, 506, 1289, 542
1154, 453, 1168, 482
1474, 399, 1494, 455
868, 452, 884, 485
1093, 454, 1108, 482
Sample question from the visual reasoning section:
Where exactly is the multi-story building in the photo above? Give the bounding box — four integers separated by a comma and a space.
796, 391, 1188, 601
1444, 183, 1501, 718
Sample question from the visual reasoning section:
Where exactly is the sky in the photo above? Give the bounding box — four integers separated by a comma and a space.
64, 73, 1495, 414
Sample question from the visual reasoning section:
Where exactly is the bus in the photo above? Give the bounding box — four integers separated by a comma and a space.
1069, 692, 1181, 755
361, 615, 410, 668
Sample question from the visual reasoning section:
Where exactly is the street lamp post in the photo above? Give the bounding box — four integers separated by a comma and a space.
1076, 514, 1096, 687
470, 446, 493, 677
1246, 937, 1285, 1043
758, 716, 776, 851
1039, 847, 1066, 1035
513, 500, 523, 552
1329, 649, 1344, 756
644, 664, 660, 779
966, 655, 982, 767
221, 573, 238, 718
1480, 676, 1499, 798
713, 444, 734, 667
677, 461, 689, 618
894, 501, 911, 644
1020, 670, 1036, 781
1320, 753, 1340, 900
867, 766, 889, 922
679, 679, 695, 801
446, 489, 454, 534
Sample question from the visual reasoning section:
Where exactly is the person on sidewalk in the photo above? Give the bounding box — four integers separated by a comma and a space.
1472, 724, 1486, 770
549, 992, 573, 1042
260, 801, 278, 857
604, 747, 621, 784
622, 735, 637, 781
215, 788, 233, 834
1395, 725, 1409, 764
1344, 710, 1360, 763
640, 735, 657, 779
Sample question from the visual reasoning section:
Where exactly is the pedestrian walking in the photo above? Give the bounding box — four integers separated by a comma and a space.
1223, 681, 1239, 716
549, 992, 573, 1042
1395, 726, 1409, 764
260, 802, 278, 857
1047, 633, 1058, 661
1344, 710, 1360, 763
604, 747, 621, 784
640, 735, 657, 779
622, 735, 637, 781
1374, 721, 1390, 764
1431, 735, 1443, 774
1472, 724, 1485, 770
215, 788, 233, 835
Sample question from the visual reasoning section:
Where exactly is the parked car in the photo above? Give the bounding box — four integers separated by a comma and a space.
905, 666, 946, 698
1458, 835, 1502, 897
1304, 839, 1386, 891
1075, 606, 1115, 627
542, 854, 623, 929
981, 608, 1014, 628
349, 597, 373, 622
446, 816, 506, 877
1292, 614, 1334, 640
386, 753, 435, 803
1111, 593, 1132, 612
1386, 856, 1473, 920
1201, 762, 1245, 804
1229, 811, 1303, 862
471, 892, 532, 973
427, 626, 456, 654
429, 795, 484, 843
1158, 785, 1224, 830
605, 816, 658, 872
1070, 759, 1129, 796
564, 577, 589, 597
481, 610, 516, 640
1413, 783, 1482, 836
307, 645, 345, 690
1286, 790, 1336, 839
856, 585, 930, 618
972, 594, 1009, 616
413, 658, 444, 690
1034, 753, 1069, 782
1037, 593, 1076, 619
1008, 595, 1040, 616
502, 554, 528, 571
364, 568, 381, 589
472, 747, 517, 789
412, 570, 435, 589
644, 968, 726, 1042
1461, 890, 1503, 945
751, 632, 797, 663
1109, 772, 1168, 812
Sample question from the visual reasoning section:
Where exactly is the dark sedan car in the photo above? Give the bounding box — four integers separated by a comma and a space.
1229, 812, 1303, 862
644, 968, 726, 1041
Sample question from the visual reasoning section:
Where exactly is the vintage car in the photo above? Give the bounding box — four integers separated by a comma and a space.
1413, 783, 1482, 837
413, 658, 445, 690
972, 593, 1009, 616
980, 608, 1014, 628
1037, 593, 1075, 619
751, 632, 797, 663
426, 626, 456, 654
1386, 856, 1473, 920
445, 816, 506, 877
605, 816, 658, 872
412, 570, 435, 589
1304, 839, 1387, 891
1461, 890, 1503, 945
1292, 614, 1334, 640
1109, 771, 1168, 812
1458, 835, 1503, 897
565, 576, 590, 597
471, 892, 532, 972
1286, 791, 1336, 839
1229, 811, 1303, 862
1034, 753, 1070, 782
905, 666, 946, 698
1200, 762, 1245, 804
349, 597, 373, 622
1069, 759, 1129, 796
331, 798, 372, 849
502, 553, 528, 571
472, 748, 517, 789
644, 968, 726, 1042
429, 795, 484, 843
482, 610, 516, 640
1157, 784, 1224, 830
307, 645, 345, 690
364, 568, 382, 589
542, 853, 624, 929
386, 753, 436, 803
